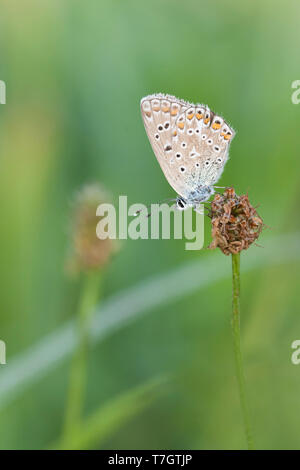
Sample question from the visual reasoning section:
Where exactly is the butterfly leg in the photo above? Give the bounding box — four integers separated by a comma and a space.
193, 204, 205, 215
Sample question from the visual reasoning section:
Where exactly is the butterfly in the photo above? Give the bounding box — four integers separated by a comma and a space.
140, 93, 235, 211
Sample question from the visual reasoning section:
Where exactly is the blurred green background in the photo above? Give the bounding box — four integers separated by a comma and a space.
0, 0, 300, 450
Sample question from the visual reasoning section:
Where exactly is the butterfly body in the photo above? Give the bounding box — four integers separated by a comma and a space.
140, 93, 235, 208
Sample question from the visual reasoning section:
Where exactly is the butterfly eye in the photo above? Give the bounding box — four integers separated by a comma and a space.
177, 198, 186, 210
202, 134, 207, 140
217, 158, 222, 163
176, 153, 182, 159
214, 146, 220, 152
158, 125, 163, 132
155, 133, 160, 140
180, 166, 186, 173
195, 162, 200, 168
164, 122, 170, 129
187, 129, 193, 135
195, 129, 200, 134
181, 142, 187, 148
205, 160, 210, 166
164, 144, 172, 152
207, 139, 212, 145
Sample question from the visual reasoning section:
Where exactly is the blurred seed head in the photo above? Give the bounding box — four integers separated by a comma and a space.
67, 183, 117, 274
208, 187, 263, 255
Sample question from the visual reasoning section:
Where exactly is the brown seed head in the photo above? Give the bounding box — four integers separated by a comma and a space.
208, 187, 263, 255
67, 183, 117, 273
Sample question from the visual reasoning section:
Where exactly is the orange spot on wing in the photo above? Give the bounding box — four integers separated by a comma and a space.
196, 113, 203, 120
152, 106, 160, 112
212, 123, 221, 130
224, 134, 232, 140
162, 106, 170, 113
173, 130, 177, 136
187, 113, 194, 120
178, 122, 185, 129
204, 117, 210, 124
145, 111, 151, 118
171, 108, 179, 116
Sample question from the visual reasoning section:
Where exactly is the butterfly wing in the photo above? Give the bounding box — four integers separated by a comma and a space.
171, 107, 235, 195
140, 94, 190, 197
141, 94, 235, 200
196, 110, 235, 187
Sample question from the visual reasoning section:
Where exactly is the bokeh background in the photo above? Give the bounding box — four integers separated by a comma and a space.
0, 0, 300, 450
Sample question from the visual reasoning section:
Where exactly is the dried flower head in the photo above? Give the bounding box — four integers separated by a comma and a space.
208, 187, 263, 255
67, 183, 117, 273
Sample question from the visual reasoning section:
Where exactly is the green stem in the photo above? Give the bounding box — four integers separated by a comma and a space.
231, 253, 254, 450
62, 270, 102, 446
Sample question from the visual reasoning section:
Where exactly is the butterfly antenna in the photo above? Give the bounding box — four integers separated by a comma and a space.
134, 198, 177, 217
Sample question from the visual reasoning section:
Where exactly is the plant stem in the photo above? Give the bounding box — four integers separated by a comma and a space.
231, 253, 254, 450
62, 270, 102, 445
